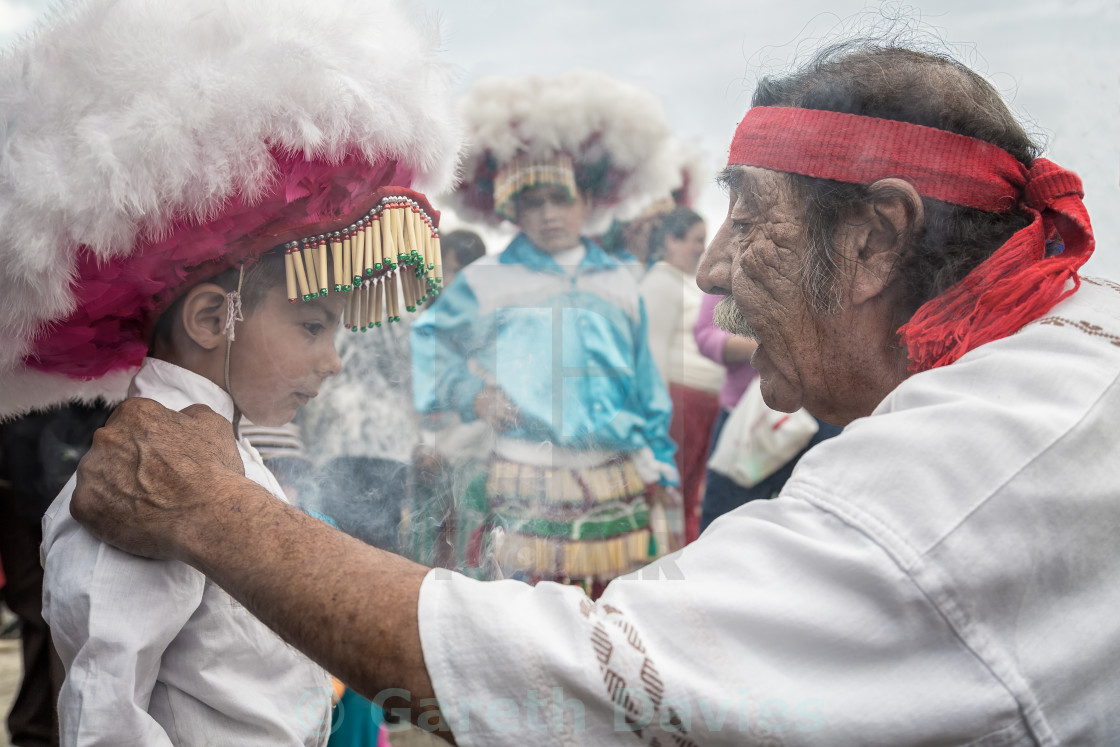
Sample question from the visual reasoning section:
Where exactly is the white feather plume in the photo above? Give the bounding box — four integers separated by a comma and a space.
447, 69, 701, 231
0, 0, 460, 419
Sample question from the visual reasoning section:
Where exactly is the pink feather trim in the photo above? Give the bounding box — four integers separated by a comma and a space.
27, 151, 414, 379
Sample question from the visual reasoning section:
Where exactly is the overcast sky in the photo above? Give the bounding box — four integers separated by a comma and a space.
4, 0, 1118, 277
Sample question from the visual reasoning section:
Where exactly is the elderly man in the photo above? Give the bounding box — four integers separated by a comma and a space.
68, 44, 1119, 744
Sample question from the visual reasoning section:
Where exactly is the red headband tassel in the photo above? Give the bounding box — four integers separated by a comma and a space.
897, 158, 1093, 372
728, 107, 1095, 373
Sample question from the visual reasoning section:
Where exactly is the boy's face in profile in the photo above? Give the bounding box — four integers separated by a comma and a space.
228, 283, 345, 426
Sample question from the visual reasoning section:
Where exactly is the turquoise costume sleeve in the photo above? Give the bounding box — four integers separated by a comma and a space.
410, 278, 488, 422
633, 298, 679, 485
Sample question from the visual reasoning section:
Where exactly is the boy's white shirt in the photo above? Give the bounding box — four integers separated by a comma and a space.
42, 357, 332, 747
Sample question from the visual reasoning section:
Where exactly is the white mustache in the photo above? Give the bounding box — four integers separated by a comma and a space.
713, 296, 758, 340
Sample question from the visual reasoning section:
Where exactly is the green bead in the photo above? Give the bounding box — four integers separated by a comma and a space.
365, 268, 373, 276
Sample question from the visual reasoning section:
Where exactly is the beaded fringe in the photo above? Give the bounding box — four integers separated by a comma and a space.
493, 153, 578, 221
485, 456, 653, 582
283, 195, 443, 330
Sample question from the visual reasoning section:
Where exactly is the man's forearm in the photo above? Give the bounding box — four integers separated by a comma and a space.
179, 475, 436, 710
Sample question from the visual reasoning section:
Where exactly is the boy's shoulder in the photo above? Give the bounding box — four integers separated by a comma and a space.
41, 473, 80, 562
128, 358, 237, 418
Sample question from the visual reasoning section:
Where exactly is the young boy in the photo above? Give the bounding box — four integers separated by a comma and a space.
0, 0, 457, 744
41, 259, 345, 745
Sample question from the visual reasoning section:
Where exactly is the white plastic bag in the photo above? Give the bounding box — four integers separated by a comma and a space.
707, 377, 819, 488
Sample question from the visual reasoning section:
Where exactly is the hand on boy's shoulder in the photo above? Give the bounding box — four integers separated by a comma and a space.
71, 397, 246, 561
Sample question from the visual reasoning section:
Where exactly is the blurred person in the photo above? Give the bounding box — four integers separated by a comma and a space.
438, 230, 487, 288
595, 198, 672, 280
597, 143, 705, 282
0, 0, 458, 744
405, 231, 492, 572
61, 41, 1120, 744
640, 208, 726, 542
302, 232, 489, 561
411, 71, 686, 594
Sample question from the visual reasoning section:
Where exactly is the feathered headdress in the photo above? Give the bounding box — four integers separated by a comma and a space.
444, 69, 695, 231
0, 0, 461, 419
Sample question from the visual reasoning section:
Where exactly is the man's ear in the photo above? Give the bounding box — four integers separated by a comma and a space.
838, 178, 924, 306
179, 283, 230, 351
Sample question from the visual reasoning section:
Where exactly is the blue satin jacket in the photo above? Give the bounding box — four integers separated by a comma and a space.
411, 233, 677, 484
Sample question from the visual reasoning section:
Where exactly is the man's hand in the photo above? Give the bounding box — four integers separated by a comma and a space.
72, 398, 443, 731
70, 398, 245, 561
473, 386, 522, 431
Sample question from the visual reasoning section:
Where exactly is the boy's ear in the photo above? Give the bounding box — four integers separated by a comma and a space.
179, 283, 230, 351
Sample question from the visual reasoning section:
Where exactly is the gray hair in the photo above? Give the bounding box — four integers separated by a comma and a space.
751, 43, 1040, 323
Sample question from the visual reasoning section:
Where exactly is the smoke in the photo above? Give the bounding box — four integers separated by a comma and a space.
277, 307, 497, 570
261, 250, 703, 580
289, 318, 422, 553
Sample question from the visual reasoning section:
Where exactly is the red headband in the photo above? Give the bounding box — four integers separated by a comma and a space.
729, 106, 1094, 373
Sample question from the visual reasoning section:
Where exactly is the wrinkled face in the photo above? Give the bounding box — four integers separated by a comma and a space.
698, 166, 844, 419
663, 220, 707, 275
228, 284, 344, 426
515, 184, 590, 254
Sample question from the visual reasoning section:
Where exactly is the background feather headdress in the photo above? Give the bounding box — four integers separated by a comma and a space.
0, 0, 461, 419
444, 69, 698, 232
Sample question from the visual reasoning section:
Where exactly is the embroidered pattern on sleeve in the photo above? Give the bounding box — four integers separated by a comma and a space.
1083, 276, 1120, 295
581, 598, 698, 746
1035, 317, 1120, 347
1027, 278, 1120, 347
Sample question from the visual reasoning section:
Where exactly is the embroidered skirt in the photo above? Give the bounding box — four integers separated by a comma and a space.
483, 454, 654, 585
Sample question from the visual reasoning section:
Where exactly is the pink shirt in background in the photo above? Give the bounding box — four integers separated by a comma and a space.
693, 292, 758, 410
